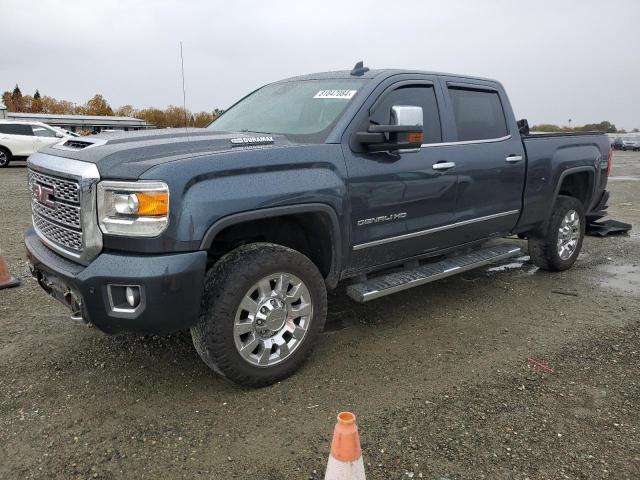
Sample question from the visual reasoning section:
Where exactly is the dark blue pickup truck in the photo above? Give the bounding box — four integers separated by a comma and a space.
25, 63, 612, 386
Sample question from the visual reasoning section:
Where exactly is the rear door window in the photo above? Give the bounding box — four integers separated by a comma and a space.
370, 85, 442, 144
0, 123, 34, 136
448, 87, 508, 141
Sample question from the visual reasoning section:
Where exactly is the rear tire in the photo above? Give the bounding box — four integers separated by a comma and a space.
528, 195, 585, 271
0, 147, 11, 168
191, 242, 327, 387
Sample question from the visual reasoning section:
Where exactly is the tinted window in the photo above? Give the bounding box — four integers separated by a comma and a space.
448, 87, 508, 141
370, 85, 442, 144
32, 125, 57, 137
0, 123, 34, 136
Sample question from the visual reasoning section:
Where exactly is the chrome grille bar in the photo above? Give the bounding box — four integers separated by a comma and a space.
33, 213, 83, 251
31, 197, 81, 229
28, 169, 80, 203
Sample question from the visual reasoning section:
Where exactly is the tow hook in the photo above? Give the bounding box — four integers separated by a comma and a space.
64, 290, 85, 323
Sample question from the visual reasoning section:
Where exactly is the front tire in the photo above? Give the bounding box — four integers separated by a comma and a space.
528, 195, 585, 271
0, 147, 11, 168
191, 243, 327, 387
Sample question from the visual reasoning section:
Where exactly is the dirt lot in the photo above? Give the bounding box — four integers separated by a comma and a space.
1, 152, 639, 480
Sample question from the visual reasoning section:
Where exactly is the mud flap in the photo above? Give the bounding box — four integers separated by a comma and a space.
586, 219, 632, 237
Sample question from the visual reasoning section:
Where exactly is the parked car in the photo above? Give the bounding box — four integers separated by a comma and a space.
0, 120, 70, 167
25, 64, 612, 387
622, 137, 640, 151
611, 136, 624, 150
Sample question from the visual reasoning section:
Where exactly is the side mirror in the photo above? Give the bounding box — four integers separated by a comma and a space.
55, 133, 64, 138
355, 105, 424, 152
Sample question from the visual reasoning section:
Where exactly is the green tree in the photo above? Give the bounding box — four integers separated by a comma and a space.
84, 94, 114, 116
4, 84, 25, 112
114, 104, 136, 117
31, 89, 43, 113
530, 124, 564, 132
575, 121, 617, 133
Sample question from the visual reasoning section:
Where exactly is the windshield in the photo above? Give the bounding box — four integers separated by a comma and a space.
208, 79, 366, 142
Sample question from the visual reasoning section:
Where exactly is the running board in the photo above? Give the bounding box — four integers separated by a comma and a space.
346, 244, 522, 303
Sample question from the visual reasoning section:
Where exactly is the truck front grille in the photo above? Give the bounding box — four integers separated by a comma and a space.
28, 169, 83, 254
32, 214, 83, 251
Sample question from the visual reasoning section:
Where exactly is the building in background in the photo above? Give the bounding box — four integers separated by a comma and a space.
0, 103, 153, 133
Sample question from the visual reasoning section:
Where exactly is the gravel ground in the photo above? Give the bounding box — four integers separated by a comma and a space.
0, 152, 639, 480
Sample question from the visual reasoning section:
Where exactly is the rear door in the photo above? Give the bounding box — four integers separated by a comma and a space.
344, 76, 458, 270
437, 79, 525, 242
0, 123, 37, 156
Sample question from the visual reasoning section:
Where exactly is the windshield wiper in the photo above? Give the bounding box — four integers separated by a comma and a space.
240, 129, 273, 135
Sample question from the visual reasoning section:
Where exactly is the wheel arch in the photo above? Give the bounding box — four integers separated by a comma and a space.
553, 166, 596, 211
0, 144, 13, 156
200, 203, 342, 289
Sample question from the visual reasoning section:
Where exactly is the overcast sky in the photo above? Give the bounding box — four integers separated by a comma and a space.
1, 0, 638, 129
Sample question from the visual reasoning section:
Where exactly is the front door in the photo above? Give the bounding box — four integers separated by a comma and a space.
344, 79, 457, 271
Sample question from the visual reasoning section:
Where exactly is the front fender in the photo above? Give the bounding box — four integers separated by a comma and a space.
104, 144, 349, 258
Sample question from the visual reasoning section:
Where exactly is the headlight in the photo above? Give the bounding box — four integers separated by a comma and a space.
97, 181, 169, 237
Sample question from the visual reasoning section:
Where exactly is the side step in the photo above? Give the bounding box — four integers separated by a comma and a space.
346, 244, 522, 303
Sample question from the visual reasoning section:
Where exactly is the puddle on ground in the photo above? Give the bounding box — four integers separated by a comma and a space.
597, 264, 640, 294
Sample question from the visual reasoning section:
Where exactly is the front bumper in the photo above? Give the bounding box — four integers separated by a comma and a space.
25, 227, 207, 334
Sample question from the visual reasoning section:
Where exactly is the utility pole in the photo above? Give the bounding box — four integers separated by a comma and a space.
568, 118, 572, 129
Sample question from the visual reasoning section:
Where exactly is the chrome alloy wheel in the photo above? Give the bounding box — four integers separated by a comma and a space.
0, 150, 8, 167
557, 209, 580, 260
233, 272, 313, 367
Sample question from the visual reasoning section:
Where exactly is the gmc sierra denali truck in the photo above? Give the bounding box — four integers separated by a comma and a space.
25, 63, 612, 387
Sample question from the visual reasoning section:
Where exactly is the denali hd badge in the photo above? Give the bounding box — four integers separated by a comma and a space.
357, 212, 407, 226
230, 136, 274, 146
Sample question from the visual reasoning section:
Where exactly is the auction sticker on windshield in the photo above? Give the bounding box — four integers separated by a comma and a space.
313, 90, 357, 99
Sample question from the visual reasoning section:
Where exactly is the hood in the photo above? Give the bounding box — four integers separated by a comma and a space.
39, 128, 293, 179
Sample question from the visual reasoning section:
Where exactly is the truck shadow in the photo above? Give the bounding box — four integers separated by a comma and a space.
71, 254, 541, 391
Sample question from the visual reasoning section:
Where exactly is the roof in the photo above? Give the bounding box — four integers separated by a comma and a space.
7, 112, 145, 122
5, 112, 152, 128
280, 68, 498, 84
0, 119, 51, 125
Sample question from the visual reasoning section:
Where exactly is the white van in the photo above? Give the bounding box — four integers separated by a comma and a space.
0, 120, 70, 167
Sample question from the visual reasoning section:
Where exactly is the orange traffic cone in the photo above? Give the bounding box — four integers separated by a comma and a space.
324, 412, 366, 480
0, 255, 20, 290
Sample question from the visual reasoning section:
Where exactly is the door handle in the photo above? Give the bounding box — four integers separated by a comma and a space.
505, 155, 523, 163
432, 161, 456, 171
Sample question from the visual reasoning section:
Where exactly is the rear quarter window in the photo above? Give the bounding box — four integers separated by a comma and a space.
0, 124, 34, 136
448, 87, 508, 141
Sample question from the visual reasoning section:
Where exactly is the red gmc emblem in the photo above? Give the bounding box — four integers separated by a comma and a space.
33, 183, 55, 209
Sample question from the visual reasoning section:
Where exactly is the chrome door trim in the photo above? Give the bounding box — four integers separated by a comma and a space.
352, 210, 520, 251
421, 134, 511, 148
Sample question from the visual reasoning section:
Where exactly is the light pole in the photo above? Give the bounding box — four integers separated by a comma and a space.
568, 118, 572, 129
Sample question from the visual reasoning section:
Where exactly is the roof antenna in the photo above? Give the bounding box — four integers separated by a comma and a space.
180, 41, 189, 133
350, 61, 369, 76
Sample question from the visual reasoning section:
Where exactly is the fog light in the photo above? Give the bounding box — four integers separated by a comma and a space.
125, 286, 140, 308
107, 284, 143, 313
